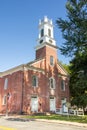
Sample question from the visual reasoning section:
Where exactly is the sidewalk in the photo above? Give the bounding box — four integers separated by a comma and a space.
35, 119, 87, 128
1, 115, 87, 128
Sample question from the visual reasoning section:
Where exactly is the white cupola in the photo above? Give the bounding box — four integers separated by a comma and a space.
36, 16, 56, 47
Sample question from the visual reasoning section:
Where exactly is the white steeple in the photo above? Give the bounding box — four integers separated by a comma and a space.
36, 16, 56, 47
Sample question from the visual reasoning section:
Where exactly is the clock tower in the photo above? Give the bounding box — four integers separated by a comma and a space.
37, 16, 56, 46
35, 16, 58, 67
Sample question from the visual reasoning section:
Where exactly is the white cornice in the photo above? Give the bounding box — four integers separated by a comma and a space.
26, 58, 45, 66
35, 42, 58, 51
24, 65, 45, 74
30, 59, 45, 66
0, 63, 45, 77
0, 65, 24, 77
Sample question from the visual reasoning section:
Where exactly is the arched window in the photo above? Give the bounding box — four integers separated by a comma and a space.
41, 29, 44, 37
48, 29, 51, 37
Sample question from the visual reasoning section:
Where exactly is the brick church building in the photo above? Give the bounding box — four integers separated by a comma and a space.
0, 16, 69, 114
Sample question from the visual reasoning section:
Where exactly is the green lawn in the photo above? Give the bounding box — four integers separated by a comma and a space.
23, 114, 87, 123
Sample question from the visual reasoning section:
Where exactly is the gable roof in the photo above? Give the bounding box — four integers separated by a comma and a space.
26, 57, 45, 66
0, 62, 45, 77
57, 60, 69, 77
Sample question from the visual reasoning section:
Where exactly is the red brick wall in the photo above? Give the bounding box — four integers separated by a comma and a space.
0, 71, 24, 114
0, 45, 70, 114
34, 45, 70, 112
22, 56, 69, 113
36, 46, 46, 59
22, 69, 48, 113
31, 59, 46, 70
36, 45, 58, 70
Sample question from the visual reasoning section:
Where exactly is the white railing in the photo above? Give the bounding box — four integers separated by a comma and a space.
56, 108, 84, 116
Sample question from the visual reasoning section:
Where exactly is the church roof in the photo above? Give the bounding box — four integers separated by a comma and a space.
26, 57, 45, 66
0, 62, 45, 77
57, 60, 69, 78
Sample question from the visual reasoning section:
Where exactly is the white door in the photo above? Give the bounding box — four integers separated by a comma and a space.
61, 98, 68, 113
50, 97, 56, 112
31, 97, 38, 112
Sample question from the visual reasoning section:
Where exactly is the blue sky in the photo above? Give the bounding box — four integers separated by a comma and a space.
0, 0, 70, 72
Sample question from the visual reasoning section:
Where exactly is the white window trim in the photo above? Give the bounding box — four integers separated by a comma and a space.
61, 80, 65, 91
48, 28, 51, 37
4, 78, 8, 90
50, 56, 54, 66
2, 95, 7, 105
49, 77, 56, 89
41, 29, 44, 37
32, 75, 38, 87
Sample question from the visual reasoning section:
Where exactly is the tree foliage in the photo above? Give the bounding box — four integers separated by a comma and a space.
70, 53, 87, 107
59, 61, 71, 74
56, 0, 87, 108
57, 0, 87, 57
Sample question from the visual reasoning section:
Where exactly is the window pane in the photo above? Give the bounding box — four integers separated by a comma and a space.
61, 80, 65, 91
51, 79, 53, 88
50, 56, 54, 65
4, 78, 8, 90
3, 95, 6, 105
50, 78, 55, 89
41, 29, 44, 37
32, 76, 38, 87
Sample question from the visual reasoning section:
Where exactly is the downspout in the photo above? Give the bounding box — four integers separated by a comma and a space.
20, 65, 24, 114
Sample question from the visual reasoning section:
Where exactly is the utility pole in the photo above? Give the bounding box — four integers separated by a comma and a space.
6, 93, 10, 117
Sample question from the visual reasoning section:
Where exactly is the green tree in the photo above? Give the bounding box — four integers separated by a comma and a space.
57, 0, 87, 56
59, 61, 71, 74
56, 0, 87, 108
70, 53, 87, 108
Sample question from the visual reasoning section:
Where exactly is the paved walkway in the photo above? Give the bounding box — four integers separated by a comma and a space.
1, 115, 87, 128
36, 119, 87, 128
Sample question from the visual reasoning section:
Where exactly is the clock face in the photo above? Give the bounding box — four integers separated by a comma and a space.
40, 40, 43, 44
49, 40, 52, 43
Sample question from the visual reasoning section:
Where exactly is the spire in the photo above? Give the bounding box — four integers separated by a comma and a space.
35, 16, 56, 50
35, 16, 58, 60
39, 16, 53, 27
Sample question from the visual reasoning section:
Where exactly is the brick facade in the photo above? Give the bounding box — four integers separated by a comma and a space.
0, 17, 70, 114
0, 44, 70, 114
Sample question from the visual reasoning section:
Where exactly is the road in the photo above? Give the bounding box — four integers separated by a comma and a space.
0, 117, 87, 130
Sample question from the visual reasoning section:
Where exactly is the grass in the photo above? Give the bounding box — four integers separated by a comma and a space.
23, 114, 87, 123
